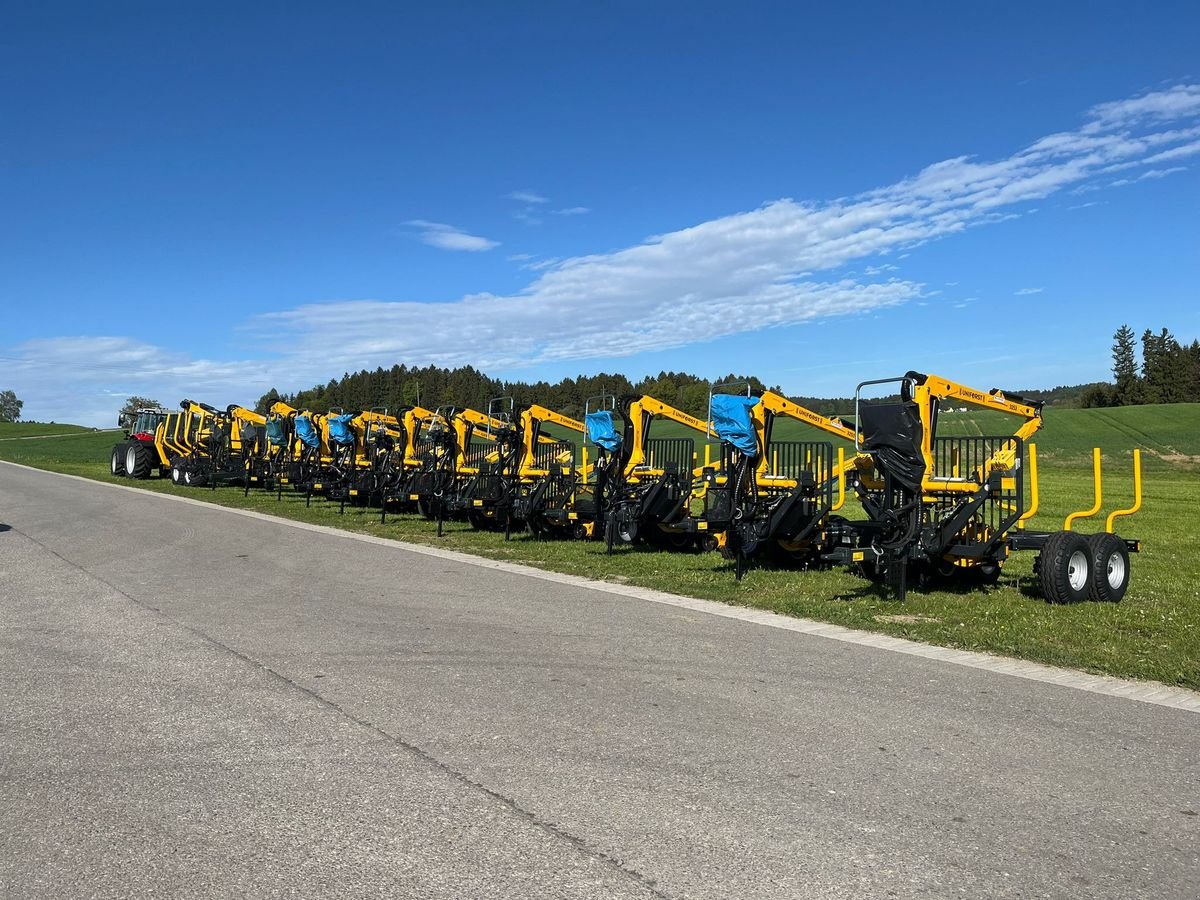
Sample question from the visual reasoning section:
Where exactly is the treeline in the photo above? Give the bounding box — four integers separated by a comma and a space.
256, 365, 780, 422
257, 356, 1148, 423
1082, 325, 1200, 408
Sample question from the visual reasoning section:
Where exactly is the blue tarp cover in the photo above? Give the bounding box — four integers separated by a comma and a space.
710, 394, 759, 457
295, 415, 321, 449
265, 418, 287, 446
585, 411, 622, 452
328, 413, 356, 446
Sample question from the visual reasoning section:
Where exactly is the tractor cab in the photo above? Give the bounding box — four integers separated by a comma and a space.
121, 407, 168, 442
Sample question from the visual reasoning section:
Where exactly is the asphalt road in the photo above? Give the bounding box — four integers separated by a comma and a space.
1, 463, 1197, 899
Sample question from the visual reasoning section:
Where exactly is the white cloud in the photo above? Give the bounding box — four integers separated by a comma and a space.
0, 337, 280, 427
553, 206, 590, 216
9, 84, 1200, 425
1138, 165, 1188, 179
506, 190, 549, 204
259, 86, 1198, 369
506, 253, 535, 262
1014, 287, 1044, 296
1084, 84, 1200, 133
406, 220, 498, 252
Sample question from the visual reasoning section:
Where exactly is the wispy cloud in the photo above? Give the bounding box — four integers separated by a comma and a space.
405, 220, 498, 252
506, 190, 549, 204
506, 253, 535, 262
258, 85, 1198, 369
0, 337, 278, 427
9, 85, 1200, 424
1014, 287, 1044, 295
553, 206, 590, 216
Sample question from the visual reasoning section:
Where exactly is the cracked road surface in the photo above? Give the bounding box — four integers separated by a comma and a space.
1, 463, 1197, 898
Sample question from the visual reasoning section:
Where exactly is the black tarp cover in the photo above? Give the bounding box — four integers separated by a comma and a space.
859, 401, 926, 494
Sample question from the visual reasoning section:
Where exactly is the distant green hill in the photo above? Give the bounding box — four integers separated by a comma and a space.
934, 403, 1200, 470
0, 422, 94, 439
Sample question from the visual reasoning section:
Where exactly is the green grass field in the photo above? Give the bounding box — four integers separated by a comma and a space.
2, 405, 1197, 689
0, 422, 97, 439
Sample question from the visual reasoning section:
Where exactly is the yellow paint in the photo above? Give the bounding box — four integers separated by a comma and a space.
1018, 442, 1038, 528
831, 448, 846, 512
1064, 447, 1103, 531
1105, 449, 1143, 533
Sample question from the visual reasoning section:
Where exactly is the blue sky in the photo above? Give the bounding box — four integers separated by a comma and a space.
3, 2, 1198, 425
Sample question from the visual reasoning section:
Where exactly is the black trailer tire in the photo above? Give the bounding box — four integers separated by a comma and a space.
171, 463, 185, 485
1038, 531, 1092, 604
1087, 533, 1130, 603
111, 443, 127, 476
125, 443, 151, 479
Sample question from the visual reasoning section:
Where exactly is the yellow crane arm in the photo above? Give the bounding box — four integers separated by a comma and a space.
524, 404, 585, 434
756, 391, 860, 444
624, 394, 710, 475
518, 405, 585, 477
906, 372, 1044, 493
227, 405, 266, 426
914, 373, 1043, 443
632, 395, 710, 435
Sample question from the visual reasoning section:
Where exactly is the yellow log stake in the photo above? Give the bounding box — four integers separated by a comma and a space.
1105, 449, 1143, 533
831, 447, 846, 512
1018, 442, 1039, 527
1064, 447, 1103, 531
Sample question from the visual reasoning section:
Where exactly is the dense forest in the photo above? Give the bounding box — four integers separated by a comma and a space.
256, 366, 781, 422
1080, 326, 1200, 408
257, 343, 1184, 421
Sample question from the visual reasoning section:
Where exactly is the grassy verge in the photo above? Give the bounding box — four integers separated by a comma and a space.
3, 430, 1197, 689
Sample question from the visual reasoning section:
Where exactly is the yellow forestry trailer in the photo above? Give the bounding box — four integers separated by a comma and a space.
709, 386, 865, 578
586, 393, 713, 552
460, 399, 586, 538
823, 371, 1142, 602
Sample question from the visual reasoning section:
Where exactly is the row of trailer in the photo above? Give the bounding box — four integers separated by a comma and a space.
110, 371, 1143, 604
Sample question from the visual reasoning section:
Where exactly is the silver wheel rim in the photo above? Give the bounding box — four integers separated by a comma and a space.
1106, 551, 1126, 590
1068, 549, 1088, 592
111, 451, 120, 474
126, 446, 138, 472
172, 467, 181, 483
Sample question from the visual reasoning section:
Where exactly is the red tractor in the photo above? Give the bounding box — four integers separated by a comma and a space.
110, 407, 169, 479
